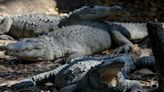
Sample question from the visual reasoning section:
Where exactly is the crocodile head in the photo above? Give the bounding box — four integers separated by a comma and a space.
78, 60, 125, 92
99, 60, 124, 87
5, 38, 54, 61
0, 16, 12, 34
64, 5, 124, 24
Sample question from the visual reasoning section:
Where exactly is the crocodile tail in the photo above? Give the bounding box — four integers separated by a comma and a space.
135, 56, 155, 71
0, 16, 12, 34
31, 64, 68, 83
11, 64, 68, 91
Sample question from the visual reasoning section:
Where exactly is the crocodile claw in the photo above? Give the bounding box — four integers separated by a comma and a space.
113, 44, 133, 54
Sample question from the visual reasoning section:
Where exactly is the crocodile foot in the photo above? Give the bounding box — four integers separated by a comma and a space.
113, 44, 133, 54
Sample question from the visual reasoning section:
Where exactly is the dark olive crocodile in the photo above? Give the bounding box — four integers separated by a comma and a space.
11, 54, 155, 91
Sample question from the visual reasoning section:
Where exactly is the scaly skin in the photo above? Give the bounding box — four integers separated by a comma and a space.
5, 5, 163, 61
5, 21, 164, 61
108, 22, 164, 40
11, 54, 156, 91
0, 13, 65, 39
106, 22, 164, 54
11, 54, 136, 91
5, 21, 112, 61
75, 60, 142, 92
0, 5, 124, 39
59, 5, 124, 26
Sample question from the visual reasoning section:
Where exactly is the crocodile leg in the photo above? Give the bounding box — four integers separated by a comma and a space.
110, 30, 134, 54
135, 56, 156, 71
118, 72, 142, 92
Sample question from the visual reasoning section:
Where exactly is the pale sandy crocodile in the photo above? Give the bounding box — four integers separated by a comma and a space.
0, 5, 123, 39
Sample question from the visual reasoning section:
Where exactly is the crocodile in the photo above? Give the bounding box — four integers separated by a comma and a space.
0, 5, 124, 39
5, 21, 112, 62
5, 20, 164, 62
0, 13, 65, 39
60, 56, 156, 92
4, 5, 164, 61
11, 54, 155, 91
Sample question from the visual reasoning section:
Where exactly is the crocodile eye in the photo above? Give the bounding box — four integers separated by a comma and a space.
35, 45, 44, 49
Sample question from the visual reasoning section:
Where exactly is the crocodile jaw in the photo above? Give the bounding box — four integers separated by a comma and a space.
65, 5, 124, 24
100, 61, 124, 87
